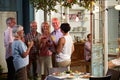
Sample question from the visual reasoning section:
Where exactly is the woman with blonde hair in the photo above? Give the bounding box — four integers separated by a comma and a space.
39, 22, 54, 79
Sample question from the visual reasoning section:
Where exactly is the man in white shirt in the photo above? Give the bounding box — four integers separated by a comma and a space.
4, 17, 16, 80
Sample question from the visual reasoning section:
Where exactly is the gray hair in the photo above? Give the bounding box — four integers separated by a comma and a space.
6, 17, 15, 25
12, 25, 23, 37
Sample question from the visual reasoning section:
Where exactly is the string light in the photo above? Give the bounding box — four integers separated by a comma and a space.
62, 13, 66, 19
75, 15, 79, 22
115, 5, 120, 10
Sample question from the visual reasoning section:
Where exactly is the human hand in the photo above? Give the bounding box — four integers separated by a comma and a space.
27, 41, 34, 48
51, 35, 56, 42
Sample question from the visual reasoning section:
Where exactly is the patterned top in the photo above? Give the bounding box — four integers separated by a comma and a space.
25, 32, 41, 60
39, 35, 54, 56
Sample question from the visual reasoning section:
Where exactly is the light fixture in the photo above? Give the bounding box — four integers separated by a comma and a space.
75, 12, 81, 22
115, 5, 120, 10
115, 0, 120, 10
62, 13, 66, 19
75, 15, 79, 22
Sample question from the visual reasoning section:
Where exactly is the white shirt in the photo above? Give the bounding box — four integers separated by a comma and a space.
56, 34, 73, 62
4, 27, 14, 59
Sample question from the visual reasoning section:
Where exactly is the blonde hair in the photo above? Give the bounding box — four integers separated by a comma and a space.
41, 22, 50, 34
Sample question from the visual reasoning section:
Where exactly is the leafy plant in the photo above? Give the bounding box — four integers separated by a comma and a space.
29, 0, 97, 21
30, 0, 58, 12
30, 0, 97, 12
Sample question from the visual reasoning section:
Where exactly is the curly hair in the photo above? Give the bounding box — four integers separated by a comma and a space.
60, 23, 71, 33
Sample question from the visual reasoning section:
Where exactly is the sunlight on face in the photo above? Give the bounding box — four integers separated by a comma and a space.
41, 22, 50, 34
52, 18, 60, 30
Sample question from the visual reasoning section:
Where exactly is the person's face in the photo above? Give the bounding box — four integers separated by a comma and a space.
31, 22, 37, 32
52, 20, 59, 30
17, 30, 24, 37
88, 35, 92, 42
10, 19, 16, 28
42, 23, 49, 33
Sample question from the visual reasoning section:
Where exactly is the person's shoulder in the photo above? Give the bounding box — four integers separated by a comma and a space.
60, 36, 65, 41
13, 40, 21, 45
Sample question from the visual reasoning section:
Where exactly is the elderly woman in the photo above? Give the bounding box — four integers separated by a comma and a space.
12, 25, 33, 80
39, 22, 54, 78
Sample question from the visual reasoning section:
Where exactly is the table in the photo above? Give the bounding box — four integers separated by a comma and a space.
45, 74, 89, 80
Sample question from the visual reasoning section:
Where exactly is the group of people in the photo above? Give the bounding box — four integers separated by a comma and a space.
4, 17, 74, 80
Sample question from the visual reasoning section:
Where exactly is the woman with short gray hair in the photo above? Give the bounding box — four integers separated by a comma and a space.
12, 25, 33, 80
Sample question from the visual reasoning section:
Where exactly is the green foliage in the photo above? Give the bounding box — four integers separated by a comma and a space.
30, 0, 58, 12
30, 0, 97, 12
61, 0, 78, 8
78, 0, 92, 10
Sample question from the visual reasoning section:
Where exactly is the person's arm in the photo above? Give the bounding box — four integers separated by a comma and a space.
71, 44, 74, 54
56, 37, 65, 54
21, 41, 33, 58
